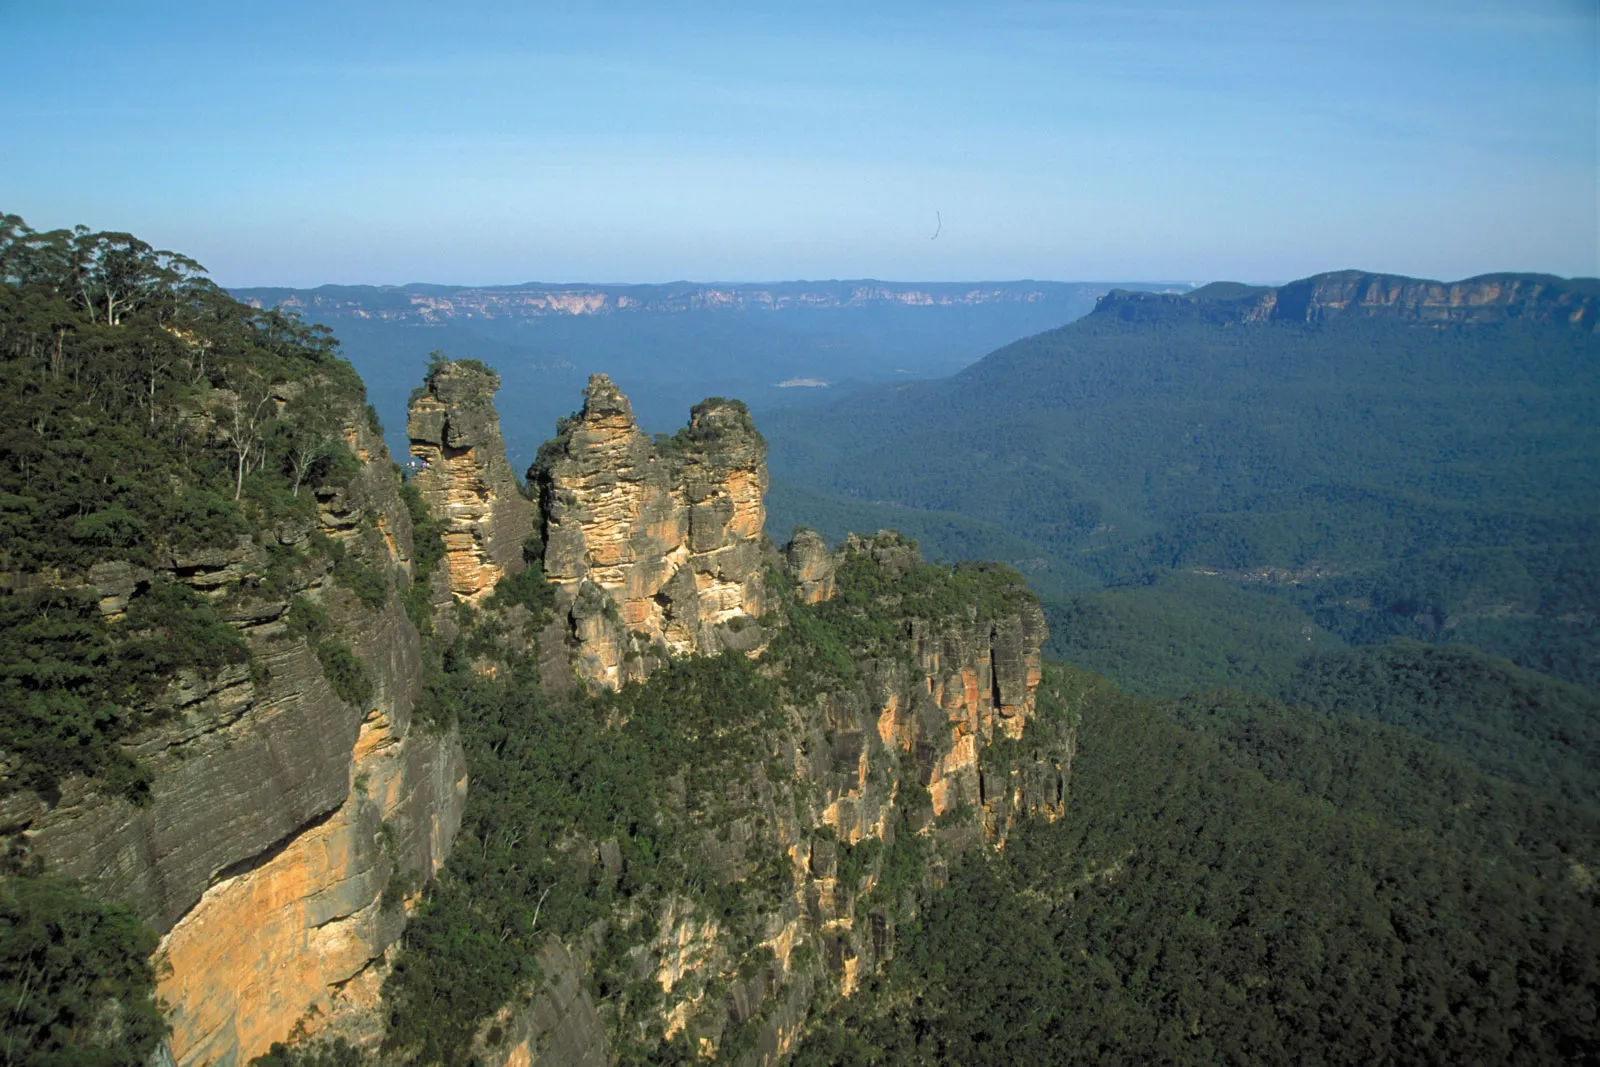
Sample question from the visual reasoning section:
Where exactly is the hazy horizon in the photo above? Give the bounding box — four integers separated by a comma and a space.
224, 269, 1593, 293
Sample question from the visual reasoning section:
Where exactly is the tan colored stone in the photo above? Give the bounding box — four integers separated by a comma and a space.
408, 361, 534, 603
534, 376, 767, 689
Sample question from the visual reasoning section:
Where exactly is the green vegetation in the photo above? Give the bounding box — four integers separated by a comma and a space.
397, 480, 446, 633
764, 293, 1600, 689
773, 533, 1032, 671
0, 212, 392, 796
659, 396, 763, 453
381, 538, 1039, 1065
1043, 570, 1345, 696
328, 538, 389, 610
484, 556, 555, 617
250, 1038, 364, 1067
1285, 639, 1600, 805
382, 644, 791, 1062
408, 350, 499, 407
11, 219, 1593, 1067
287, 597, 373, 708
0, 580, 248, 799
0, 874, 166, 1067
0, 214, 369, 573
794, 666, 1600, 1066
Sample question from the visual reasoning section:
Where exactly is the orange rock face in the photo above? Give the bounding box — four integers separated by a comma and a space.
535, 375, 768, 689
466, 526, 1073, 1065
408, 362, 534, 603
4, 409, 471, 1067
158, 702, 467, 1066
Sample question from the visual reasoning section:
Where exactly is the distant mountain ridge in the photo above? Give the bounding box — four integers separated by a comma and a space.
762, 265, 1600, 688
1097, 269, 1600, 330
233, 279, 1190, 322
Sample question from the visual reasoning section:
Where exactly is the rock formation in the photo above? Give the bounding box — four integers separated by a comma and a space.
237, 280, 1092, 323
534, 374, 767, 689
802, 533, 1060, 842
783, 528, 835, 605
408, 360, 535, 602
1247, 271, 1599, 329
3, 358, 1066, 1067
469, 525, 1070, 1065
0, 404, 466, 1066
1102, 270, 1600, 331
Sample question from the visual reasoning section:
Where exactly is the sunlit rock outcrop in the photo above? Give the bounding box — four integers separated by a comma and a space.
408, 360, 535, 602
533, 374, 767, 689
783, 528, 835, 605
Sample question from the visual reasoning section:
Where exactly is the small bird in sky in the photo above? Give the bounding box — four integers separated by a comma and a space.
931, 211, 942, 240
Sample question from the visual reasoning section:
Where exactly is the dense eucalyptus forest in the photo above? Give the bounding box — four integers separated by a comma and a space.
0, 214, 1596, 1065
765, 280, 1600, 692
794, 668, 1599, 1065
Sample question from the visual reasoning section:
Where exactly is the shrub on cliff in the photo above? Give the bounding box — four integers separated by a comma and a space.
0, 874, 166, 1066
0, 580, 248, 799
0, 212, 370, 574
286, 596, 373, 708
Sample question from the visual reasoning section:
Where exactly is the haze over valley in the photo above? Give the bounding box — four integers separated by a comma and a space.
231, 279, 1190, 466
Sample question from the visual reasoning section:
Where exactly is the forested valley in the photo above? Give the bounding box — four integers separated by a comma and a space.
0, 215, 1595, 1066
765, 276, 1600, 694
794, 665, 1599, 1065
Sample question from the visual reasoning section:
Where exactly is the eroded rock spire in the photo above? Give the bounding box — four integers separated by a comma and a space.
533, 374, 768, 688
407, 359, 534, 602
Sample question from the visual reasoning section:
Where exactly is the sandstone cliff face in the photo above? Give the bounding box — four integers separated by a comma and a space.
471, 527, 1071, 1066
535, 375, 767, 689
0, 407, 466, 1066
1102, 270, 1599, 331
783, 529, 835, 605
239, 281, 1083, 323
408, 361, 535, 602
470, 938, 609, 1067
628, 533, 1066, 1061
1245, 271, 1600, 329
806, 535, 1062, 845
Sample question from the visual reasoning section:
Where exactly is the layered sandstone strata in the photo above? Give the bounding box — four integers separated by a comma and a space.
469, 528, 1068, 1064
1100, 270, 1599, 331
1243, 270, 1599, 328
408, 360, 535, 602
0, 408, 467, 1067
534, 375, 767, 689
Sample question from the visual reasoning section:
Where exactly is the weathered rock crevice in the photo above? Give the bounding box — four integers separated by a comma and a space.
471, 519, 1071, 1065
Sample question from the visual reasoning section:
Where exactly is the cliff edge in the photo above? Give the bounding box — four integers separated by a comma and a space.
1099, 269, 1599, 330
407, 358, 535, 603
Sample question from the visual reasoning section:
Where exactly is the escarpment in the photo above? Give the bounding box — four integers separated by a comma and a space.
1247, 270, 1600, 328
359, 370, 1076, 1065
1100, 269, 1600, 330
0, 396, 466, 1066
407, 359, 535, 602
1, 318, 1069, 1067
456, 524, 1071, 1066
533, 374, 768, 689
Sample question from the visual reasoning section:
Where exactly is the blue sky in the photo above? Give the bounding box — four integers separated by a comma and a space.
1, 1, 1594, 285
